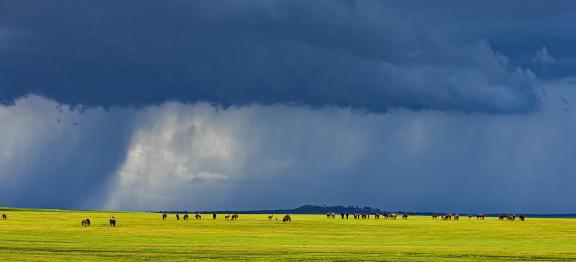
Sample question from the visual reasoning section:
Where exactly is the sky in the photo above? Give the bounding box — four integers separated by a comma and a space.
1, 1, 576, 213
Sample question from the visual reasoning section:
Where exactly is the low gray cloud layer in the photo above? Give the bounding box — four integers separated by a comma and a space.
3, 79, 576, 213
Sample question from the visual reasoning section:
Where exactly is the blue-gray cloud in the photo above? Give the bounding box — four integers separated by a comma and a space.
0, 0, 555, 113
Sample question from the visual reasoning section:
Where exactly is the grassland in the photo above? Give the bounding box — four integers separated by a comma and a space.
0, 208, 575, 261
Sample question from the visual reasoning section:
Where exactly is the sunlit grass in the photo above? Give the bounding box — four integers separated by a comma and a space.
0, 208, 575, 261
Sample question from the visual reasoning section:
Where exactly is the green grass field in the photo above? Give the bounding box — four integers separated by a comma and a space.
0, 208, 575, 261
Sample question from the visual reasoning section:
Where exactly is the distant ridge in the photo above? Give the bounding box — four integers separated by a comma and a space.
158, 205, 576, 218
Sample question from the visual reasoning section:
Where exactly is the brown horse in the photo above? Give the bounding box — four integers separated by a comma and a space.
477, 214, 485, 220
81, 218, 91, 227
402, 214, 408, 220
268, 215, 274, 221
176, 214, 180, 220
162, 213, 167, 220
195, 213, 202, 220
432, 214, 438, 220
225, 215, 231, 220
1, 213, 6, 220
283, 215, 292, 223
109, 217, 117, 227
231, 214, 239, 220
183, 214, 189, 220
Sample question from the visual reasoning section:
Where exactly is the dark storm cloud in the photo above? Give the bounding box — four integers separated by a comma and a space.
0, 0, 562, 113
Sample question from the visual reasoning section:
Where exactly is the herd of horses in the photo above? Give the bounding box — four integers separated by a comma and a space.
162, 213, 241, 221
0, 212, 526, 227
326, 212, 526, 221
326, 213, 409, 220
162, 213, 293, 222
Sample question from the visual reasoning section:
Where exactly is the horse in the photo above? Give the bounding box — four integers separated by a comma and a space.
231, 214, 239, 220
213, 213, 217, 220
1, 214, 6, 220
176, 214, 180, 220
162, 213, 167, 220
454, 214, 460, 221
477, 214, 485, 220
225, 215, 231, 220
432, 214, 438, 220
109, 217, 117, 227
183, 214, 189, 220
268, 215, 274, 221
81, 218, 91, 227
402, 214, 408, 220
519, 215, 526, 221
195, 213, 202, 220
283, 215, 292, 223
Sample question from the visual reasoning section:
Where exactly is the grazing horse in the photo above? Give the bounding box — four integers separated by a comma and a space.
162, 213, 167, 220
283, 215, 292, 223
477, 214, 485, 220
432, 214, 438, 220
195, 213, 202, 220
454, 214, 460, 221
213, 213, 217, 220
81, 218, 91, 227
109, 217, 117, 227
176, 214, 180, 220
1, 213, 6, 220
268, 215, 274, 221
442, 214, 452, 220
519, 215, 526, 221
183, 214, 189, 220
225, 215, 231, 220
231, 214, 239, 220
402, 214, 408, 220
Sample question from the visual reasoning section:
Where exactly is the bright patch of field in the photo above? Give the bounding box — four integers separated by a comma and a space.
0, 208, 575, 261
